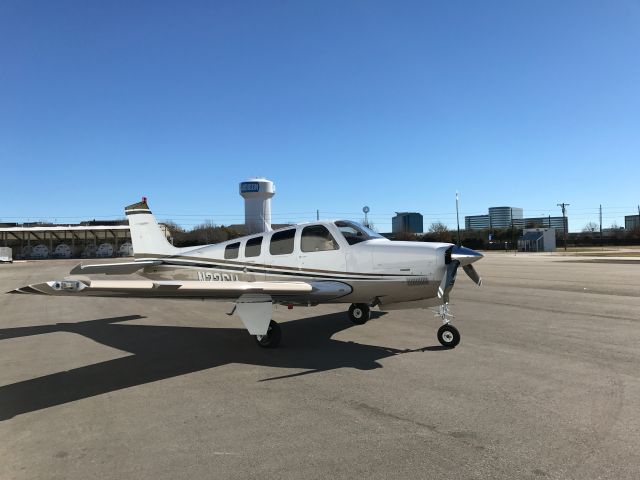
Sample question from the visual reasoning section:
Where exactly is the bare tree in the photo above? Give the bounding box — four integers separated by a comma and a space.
609, 221, 623, 240
582, 222, 598, 233
395, 232, 417, 241
428, 222, 452, 243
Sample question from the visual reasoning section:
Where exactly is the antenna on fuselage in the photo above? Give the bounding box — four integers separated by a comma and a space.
455, 191, 461, 246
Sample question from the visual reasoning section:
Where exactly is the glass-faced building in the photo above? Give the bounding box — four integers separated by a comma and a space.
524, 216, 568, 233
488, 207, 524, 229
392, 212, 424, 234
465, 207, 570, 233
464, 207, 569, 231
465, 215, 490, 230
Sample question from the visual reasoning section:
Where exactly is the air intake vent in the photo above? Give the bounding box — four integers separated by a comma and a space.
445, 246, 453, 264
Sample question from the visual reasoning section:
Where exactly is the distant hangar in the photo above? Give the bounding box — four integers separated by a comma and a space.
0, 222, 172, 260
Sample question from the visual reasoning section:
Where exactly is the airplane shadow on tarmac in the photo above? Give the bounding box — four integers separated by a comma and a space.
0, 311, 447, 421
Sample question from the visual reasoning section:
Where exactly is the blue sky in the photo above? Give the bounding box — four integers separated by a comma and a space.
1, 0, 639, 232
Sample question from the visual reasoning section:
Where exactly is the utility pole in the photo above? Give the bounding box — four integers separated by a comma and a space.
599, 205, 603, 248
557, 203, 570, 251
316, 209, 319, 221
511, 207, 515, 253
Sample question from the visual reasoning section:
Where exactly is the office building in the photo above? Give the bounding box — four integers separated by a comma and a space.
524, 216, 568, 233
488, 207, 523, 229
625, 215, 640, 230
392, 212, 423, 234
465, 215, 490, 230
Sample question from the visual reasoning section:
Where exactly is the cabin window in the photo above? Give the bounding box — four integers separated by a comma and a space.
245, 236, 262, 257
270, 229, 296, 255
301, 225, 339, 252
224, 242, 240, 259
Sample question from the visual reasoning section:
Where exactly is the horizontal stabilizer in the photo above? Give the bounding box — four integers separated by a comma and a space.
8, 279, 352, 302
69, 260, 162, 275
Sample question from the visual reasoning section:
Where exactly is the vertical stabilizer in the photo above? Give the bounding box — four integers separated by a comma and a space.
125, 200, 179, 258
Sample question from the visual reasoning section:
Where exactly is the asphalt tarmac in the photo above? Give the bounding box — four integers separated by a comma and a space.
1, 254, 639, 479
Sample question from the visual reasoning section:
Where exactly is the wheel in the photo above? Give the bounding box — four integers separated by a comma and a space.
348, 303, 370, 325
255, 320, 281, 348
437, 324, 460, 348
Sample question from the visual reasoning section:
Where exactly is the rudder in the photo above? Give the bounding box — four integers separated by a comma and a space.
125, 199, 179, 258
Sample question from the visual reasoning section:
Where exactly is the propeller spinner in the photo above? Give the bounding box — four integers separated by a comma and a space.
437, 246, 483, 303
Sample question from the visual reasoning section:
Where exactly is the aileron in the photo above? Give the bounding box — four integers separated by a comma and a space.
70, 260, 162, 275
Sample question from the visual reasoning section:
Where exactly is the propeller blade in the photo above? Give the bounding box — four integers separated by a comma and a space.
463, 264, 482, 286
438, 260, 459, 303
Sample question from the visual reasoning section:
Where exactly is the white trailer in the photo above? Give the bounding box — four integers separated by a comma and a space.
0, 247, 12, 263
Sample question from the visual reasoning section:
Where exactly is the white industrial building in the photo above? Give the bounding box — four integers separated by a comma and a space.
518, 228, 556, 252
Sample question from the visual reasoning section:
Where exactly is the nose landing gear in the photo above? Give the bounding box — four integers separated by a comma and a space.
434, 303, 460, 348
437, 324, 460, 348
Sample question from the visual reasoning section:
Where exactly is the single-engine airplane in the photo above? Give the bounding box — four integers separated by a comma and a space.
10, 200, 483, 348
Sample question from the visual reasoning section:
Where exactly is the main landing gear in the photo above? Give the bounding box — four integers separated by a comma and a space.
348, 303, 370, 325
435, 303, 460, 348
255, 320, 281, 348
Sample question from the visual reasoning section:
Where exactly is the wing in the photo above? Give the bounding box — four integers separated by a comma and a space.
9, 279, 352, 303
69, 260, 162, 275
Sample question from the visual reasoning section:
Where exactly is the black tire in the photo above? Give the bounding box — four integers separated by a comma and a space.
437, 324, 460, 348
348, 303, 370, 325
255, 320, 282, 348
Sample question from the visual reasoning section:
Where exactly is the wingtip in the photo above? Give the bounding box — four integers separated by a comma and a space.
7, 286, 35, 294
69, 263, 84, 275
7, 284, 49, 295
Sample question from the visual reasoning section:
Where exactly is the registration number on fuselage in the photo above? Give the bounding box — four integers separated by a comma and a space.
197, 271, 239, 282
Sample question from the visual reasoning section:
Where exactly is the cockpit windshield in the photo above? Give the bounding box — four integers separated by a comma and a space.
334, 220, 384, 245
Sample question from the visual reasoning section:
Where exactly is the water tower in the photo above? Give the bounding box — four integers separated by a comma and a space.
239, 177, 275, 235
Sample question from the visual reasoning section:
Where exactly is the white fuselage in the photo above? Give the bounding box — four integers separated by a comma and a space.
138, 221, 453, 309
